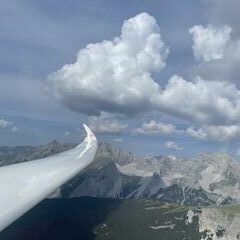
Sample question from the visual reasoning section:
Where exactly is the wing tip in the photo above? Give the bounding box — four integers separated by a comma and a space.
83, 124, 96, 141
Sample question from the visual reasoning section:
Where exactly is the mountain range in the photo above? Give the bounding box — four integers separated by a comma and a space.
1, 141, 240, 206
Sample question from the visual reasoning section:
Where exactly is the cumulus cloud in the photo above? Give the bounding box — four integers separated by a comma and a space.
164, 141, 183, 151
0, 118, 12, 128
135, 120, 180, 135
189, 24, 232, 62
0, 118, 19, 133
114, 138, 123, 143
135, 119, 240, 142
88, 114, 127, 134
135, 118, 240, 142
192, 34, 240, 83
185, 127, 206, 140
11, 126, 19, 133
186, 125, 240, 141
189, 14, 240, 84
64, 131, 70, 136
157, 75, 240, 125
48, 12, 169, 117
47, 12, 240, 134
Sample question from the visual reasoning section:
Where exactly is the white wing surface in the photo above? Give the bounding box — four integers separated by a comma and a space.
0, 124, 97, 232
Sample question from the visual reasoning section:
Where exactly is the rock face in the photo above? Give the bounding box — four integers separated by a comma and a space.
1, 141, 240, 205
63, 143, 240, 205
198, 206, 240, 240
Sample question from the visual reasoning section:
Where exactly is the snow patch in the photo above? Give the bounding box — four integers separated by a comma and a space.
149, 224, 175, 230
199, 165, 222, 191
115, 163, 153, 177
185, 210, 196, 225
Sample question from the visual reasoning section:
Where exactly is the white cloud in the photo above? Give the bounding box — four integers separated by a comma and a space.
157, 75, 240, 125
185, 127, 207, 140
88, 114, 127, 134
189, 24, 232, 62
47, 12, 240, 131
0, 118, 12, 128
164, 141, 183, 151
114, 138, 123, 143
64, 131, 70, 136
0, 118, 19, 133
192, 33, 240, 83
11, 126, 19, 133
189, 19, 240, 84
135, 118, 240, 142
186, 125, 240, 141
136, 120, 180, 135
48, 12, 169, 117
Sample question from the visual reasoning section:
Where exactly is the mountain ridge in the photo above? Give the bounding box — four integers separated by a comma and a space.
0, 141, 239, 206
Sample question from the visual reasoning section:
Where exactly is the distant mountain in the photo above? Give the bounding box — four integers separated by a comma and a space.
62, 143, 240, 205
1, 141, 240, 205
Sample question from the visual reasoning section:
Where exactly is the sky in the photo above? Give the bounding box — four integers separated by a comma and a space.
1, 0, 240, 158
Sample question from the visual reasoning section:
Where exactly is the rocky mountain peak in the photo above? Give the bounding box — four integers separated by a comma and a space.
2, 141, 240, 205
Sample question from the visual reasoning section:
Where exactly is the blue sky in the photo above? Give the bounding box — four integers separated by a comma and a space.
1, 0, 240, 158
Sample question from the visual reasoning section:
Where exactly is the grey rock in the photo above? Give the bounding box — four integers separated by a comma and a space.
1, 141, 240, 205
